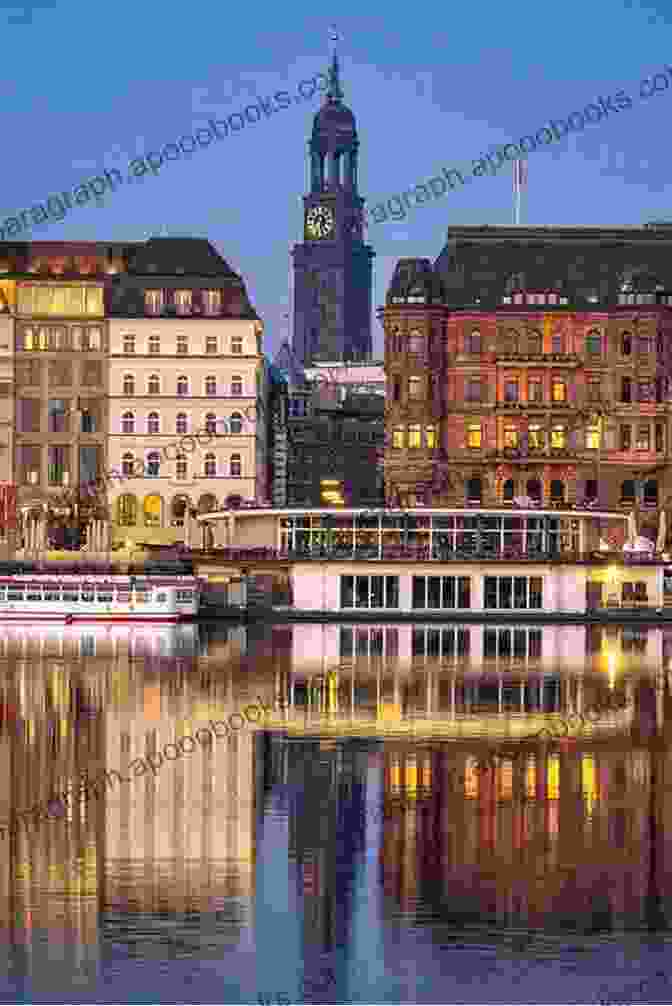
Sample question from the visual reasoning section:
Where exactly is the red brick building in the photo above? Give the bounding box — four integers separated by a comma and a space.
381, 225, 672, 524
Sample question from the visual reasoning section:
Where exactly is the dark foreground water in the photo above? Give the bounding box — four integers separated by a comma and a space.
0, 620, 671, 1003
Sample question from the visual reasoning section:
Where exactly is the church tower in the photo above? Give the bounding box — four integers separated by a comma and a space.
292, 48, 374, 366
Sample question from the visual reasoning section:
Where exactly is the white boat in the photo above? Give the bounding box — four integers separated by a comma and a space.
0, 564, 200, 622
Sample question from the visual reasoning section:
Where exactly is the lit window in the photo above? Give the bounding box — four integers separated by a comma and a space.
585, 426, 600, 449
147, 411, 160, 435
147, 374, 160, 395
467, 423, 482, 449
143, 493, 162, 526
551, 425, 566, 448
426, 426, 437, 448
176, 413, 187, 435
148, 334, 160, 355
528, 424, 544, 448
176, 333, 188, 356
204, 452, 217, 476
117, 492, 137, 524
552, 379, 566, 402
123, 333, 135, 354
177, 375, 189, 396
203, 290, 221, 316
230, 453, 242, 476
144, 290, 163, 316
205, 334, 218, 355
504, 426, 518, 448
392, 427, 405, 449
408, 424, 422, 448
175, 290, 192, 316
231, 335, 243, 355
231, 375, 243, 396
123, 374, 135, 395
408, 377, 422, 400
121, 411, 135, 434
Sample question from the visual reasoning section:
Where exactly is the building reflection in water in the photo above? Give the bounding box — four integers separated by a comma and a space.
0, 619, 670, 999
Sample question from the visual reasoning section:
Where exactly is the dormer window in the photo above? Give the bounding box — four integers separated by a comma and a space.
203, 290, 221, 316
175, 290, 192, 316
145, 290, 163, 316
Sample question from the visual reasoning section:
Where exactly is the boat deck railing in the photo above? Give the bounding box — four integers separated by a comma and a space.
195, 546, 663, 565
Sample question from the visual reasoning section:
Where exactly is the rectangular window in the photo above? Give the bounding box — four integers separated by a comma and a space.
17, 445, 41, 486
467, 423, 482, 448
504, 380, 519, 402
408, 377, 423, 400
17, 398, 40, 433
48, 399, 69, 434
551, 425, 566, 449
620, 425, 631, 451
48, 360, 73, 388
552, 379, 566, 402
656, 423, 664, 453
484, 575, 543, 610
47, 445, 67, 486
587, 378, 602, 402
585, 426, 600, 450
340, 575, 399, 609
528, 424, 544, 448
176, 333, 188, 355
586, 333, 602, 354
622, 377, 632, 403
79, 446, 101, 486
205, 334, 218, 355
465, 378, 482, 402
412, 627, 470, 660
411, 575, 471, 609
528, 378, 543, 402
636, 425, 650, 451
231, 336, 243, 355
504, 426, 518, 448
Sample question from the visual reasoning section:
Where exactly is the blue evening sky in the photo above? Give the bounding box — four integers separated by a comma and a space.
2, 0, 671, 360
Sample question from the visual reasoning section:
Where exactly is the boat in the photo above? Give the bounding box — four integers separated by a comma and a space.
0, 560, 200, 622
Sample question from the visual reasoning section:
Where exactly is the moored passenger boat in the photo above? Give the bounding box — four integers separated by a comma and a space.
0, 561, 200, 622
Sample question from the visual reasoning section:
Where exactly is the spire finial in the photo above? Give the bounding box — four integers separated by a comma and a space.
327, 26, 343, 101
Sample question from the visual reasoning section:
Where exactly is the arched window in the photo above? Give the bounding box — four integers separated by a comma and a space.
527, 330, 542, 355
177, 375, 189, 396
551, 424, 566, 448
621, 480, 635, 502
467, 330, 481, 354
621, 332, 632, 356
121, 411, 135, 434
148, 334, 160, 355
231, 375, 243, 396
117, 493, 137, 526
143, 494, 162, 527
198, 493, 217, 514
123, 333, 135, 354
205, 413, 217, 434
550, 479, 565, 502
176, 412, 188, 435
230, 453, 242, 477
170, 495, 189, 527
466, 476, 482, 501
123, 374, 135, 395
586, 329, 602, 355
171, 494, 189, 527
205, 375, 217, 396
147, 374, 160, 395
644, 480, 658, 506
503, 478, 515, 501
392, 426, 405, 448
408, 330, 424, 353
146, 451, 160, 477
147, 411, 160, 435
121, 452, 135, 477
408, 376, 423, 400
527, 478, 542, 502
408, 423, 421, 448
175, 453, 187, 480
204, 453, 217, 477
230, 411, 243, 434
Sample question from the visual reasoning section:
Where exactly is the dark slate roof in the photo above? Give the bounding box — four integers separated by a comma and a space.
125, 237, 239, 278
430, 225, 672, 309
386, 258, 446, 304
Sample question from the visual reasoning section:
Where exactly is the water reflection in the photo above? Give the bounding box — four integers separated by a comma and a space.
0, 621, 669, 1003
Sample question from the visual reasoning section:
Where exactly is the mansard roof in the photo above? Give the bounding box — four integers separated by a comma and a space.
433, 224, 672, 308
386, 258, 445, 305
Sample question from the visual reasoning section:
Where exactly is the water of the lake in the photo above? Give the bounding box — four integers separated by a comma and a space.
0, 619, 671, 1004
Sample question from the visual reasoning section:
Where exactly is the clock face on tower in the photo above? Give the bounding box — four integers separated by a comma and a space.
306, 205, 335, 239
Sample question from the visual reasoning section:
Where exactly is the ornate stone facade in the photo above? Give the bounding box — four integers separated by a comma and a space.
381, 227, 672, 524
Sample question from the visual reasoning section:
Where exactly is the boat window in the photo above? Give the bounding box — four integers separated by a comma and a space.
7, 589, 24, 601
177, 589, 194, 602
156, 592, 167, 604
81, 589, 94, 602
63, 591, 79, 603
0, 587, 6, 602
26, 589, 42, 601
97, 591, 113, 603
44, 589, 60, 601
